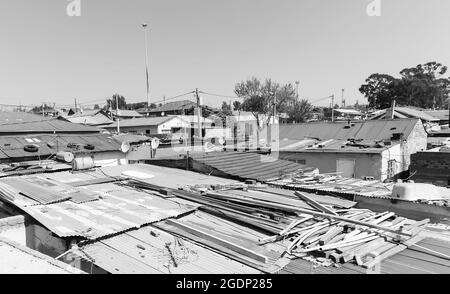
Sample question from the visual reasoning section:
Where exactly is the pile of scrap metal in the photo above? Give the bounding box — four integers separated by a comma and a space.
267, 173, 394, 198
177, 184, 431, 271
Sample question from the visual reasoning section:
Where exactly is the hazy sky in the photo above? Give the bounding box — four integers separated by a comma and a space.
1, 0, 449, 108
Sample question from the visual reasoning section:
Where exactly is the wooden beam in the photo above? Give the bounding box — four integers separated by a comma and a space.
166, 219, 268, 264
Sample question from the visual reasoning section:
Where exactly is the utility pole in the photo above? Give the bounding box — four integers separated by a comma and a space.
195, 88, 202, 144
116, 95, 120, 133
163, 96, 166, 105
295, 81, 300, 102
273, 91, 277, 125
142, 23, 150, 111
331, 94, 335, 122
341, 89, 345, 108
74, 98, 77, 112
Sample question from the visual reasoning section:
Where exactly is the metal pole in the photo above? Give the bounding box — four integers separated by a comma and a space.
142, 23, 150, 112
331, 95, 335, 122
116, 95, 120, 134
195, 88, 202, 145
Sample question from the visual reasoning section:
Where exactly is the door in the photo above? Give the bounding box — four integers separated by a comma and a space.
336, 159, 355, 178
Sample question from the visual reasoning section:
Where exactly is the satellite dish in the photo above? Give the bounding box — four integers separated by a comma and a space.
203, 142, 215, 152
151, 138, 160, 149
121, 141, 131, 153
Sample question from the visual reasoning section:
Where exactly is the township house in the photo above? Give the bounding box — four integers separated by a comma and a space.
277, 118, 427, 181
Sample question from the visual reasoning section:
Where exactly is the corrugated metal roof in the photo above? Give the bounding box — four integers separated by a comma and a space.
112, 110, 143, 117
0, 178, 195, 240
105, 116, 176, 129
80, 226, 260, 274
279, 118, 421, 142
370, 108, 440, 122
268, 177, 394, 198
189, 152, 316, 182
0, 118, 100, 134
154, 210, 290, 273
0, 133, 121, 161
65, 113, 113, 126
0, 112, 51, 125
148, 100, 197, 113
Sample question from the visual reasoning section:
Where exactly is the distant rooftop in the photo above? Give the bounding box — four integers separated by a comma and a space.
0, 112, 50, 125
148, 100, 197, 113
0, 117, 101, 135
105, 116, 177, 128
279, 118, 421, 142
370, 107, 440, 122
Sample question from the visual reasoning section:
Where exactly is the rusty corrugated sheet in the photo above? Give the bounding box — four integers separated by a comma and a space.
81, 226, 260, 274
190, 152, 315, 182
0, 179, 195, 240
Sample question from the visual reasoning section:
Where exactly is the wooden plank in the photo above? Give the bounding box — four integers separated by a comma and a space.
319, 227, 344, 246
294, 191, 338, 215
165, 219, 268, 264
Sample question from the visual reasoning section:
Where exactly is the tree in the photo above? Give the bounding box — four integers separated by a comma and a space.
233, 101, 242, 111
93, 104, 100, 110
107, 94, 127, 110
234, 77, 297, 147
287, 99, 313, 123
359, 74, 396, 109
221, 101, 232, 116
359, 62, 450, 109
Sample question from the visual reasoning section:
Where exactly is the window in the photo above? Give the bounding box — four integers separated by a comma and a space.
146, 130, 150, 134
387, 160, 397, 178
296, 159, 306, 165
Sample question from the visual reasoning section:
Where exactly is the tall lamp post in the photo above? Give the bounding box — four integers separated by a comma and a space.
142, 23, 150, 112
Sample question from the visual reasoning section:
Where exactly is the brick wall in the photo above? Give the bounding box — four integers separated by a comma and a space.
410, 152, 450, 187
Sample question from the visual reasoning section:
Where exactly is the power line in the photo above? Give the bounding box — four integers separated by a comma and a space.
199, 91, 242, 100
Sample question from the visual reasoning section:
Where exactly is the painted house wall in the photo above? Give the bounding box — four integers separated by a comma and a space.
157, 118, 190, 134
279, 151, 383, 180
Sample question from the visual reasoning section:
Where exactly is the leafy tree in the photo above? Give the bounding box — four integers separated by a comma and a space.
221, 101, 232, 116
234, 77, 297, 147
287, 99, 313, 123
359, 74, 396, 109
107, 94, 127, 110
93, 104, 100, 110
233, 101, 242, 111
360, 62, 450, 109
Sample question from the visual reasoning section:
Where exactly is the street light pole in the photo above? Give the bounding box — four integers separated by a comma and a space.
142, 23, 150, 112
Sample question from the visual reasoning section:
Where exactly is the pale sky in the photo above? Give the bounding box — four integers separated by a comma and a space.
0, 0, 449, 109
